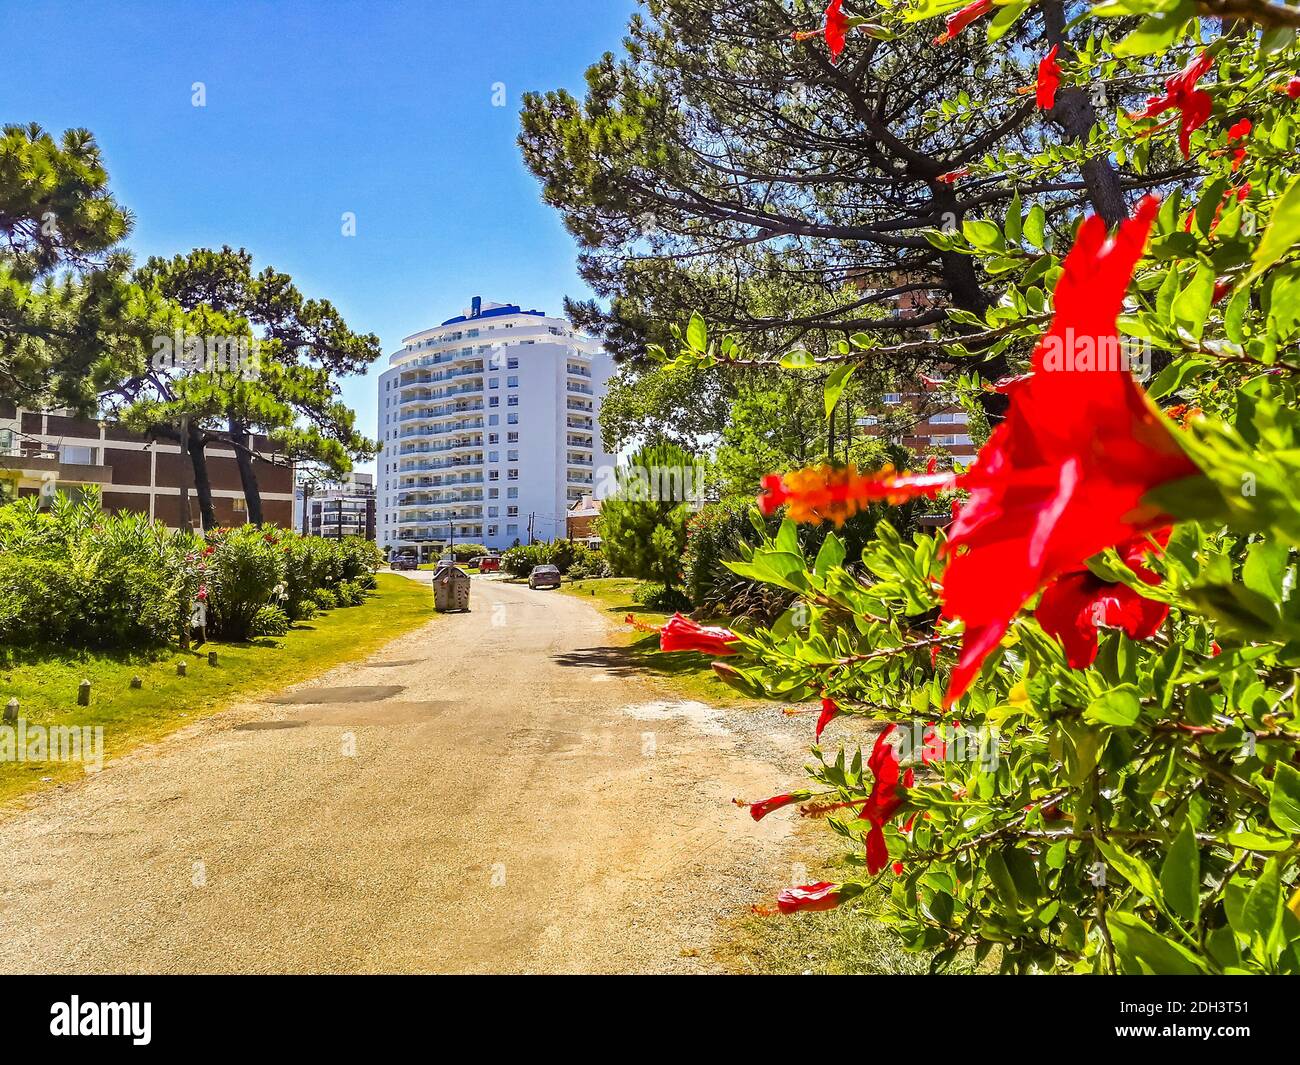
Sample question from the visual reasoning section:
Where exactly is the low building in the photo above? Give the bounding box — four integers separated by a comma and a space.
296, 472, 376, 540
566, 494, 601, 545
0, 402, 295, 527
857, 376, 978, 462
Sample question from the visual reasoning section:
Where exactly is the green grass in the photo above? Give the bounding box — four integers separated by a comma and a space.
0, 574, 433, 806
559, 577, 755, 706
417, 563, 480, 574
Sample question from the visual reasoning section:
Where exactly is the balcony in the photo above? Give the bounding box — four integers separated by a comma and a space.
568, 456, 594, 467
399, 418, 484, 439
566, 435, 593, 448
566, 365, 592, 378
566, 384, 594, 396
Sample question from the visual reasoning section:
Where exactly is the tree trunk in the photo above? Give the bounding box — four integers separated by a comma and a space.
228, 417, 264, 525
185, 425, 217, 530
1042, 0, 1127, 225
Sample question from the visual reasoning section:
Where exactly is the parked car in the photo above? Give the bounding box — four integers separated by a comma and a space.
390, 551, 418, 571
477, 556, 501, 573
528, 564, 561, 590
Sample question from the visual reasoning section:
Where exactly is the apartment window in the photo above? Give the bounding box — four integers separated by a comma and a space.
59, 445, 97, 465
489, 396, 499, 408
507, 469, 519, 481
507, 376, 518, 388
507, 524, 518, 535
507, 450, 519, 462
507, 396, 518, 407
884, 393, 902, 405
507, 488, 518, 499
489, 378, 499, 389
488, 470, 499, 482
507, 358, 518, 370
489, 451, 499, 462
489, 415, 499, 426
488, 525, 498, 537
507, 506, 519, 518
489, 488, 499, 499
507, 432, 518, 443
507, 414, 518, 425
488, 433, 499, 444
488, 507, 499, 518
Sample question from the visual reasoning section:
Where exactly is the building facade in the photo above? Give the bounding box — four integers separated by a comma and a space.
0, 402, 294, 527
296, 472, 376, 540
375, 298, 615, 556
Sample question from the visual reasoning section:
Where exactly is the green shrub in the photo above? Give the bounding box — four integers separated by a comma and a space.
632, 582, 691, 612
336, 580, 366, 606
313, 588, 338, 611
451, 542, 487, 563
0, 491, 191, 648
291, 598, 318, 622
203, 526, 287, 641
251, 604, 291, 637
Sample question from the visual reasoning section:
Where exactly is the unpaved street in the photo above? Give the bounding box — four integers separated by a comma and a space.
0, 575, 808, 973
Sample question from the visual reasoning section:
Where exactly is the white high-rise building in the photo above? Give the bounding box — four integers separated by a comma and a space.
376, 298, 615, 556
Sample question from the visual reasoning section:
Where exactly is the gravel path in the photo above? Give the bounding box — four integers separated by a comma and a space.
0, 574, 811, 973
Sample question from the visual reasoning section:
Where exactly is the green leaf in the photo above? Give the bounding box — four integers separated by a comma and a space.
984, 849, 1020, 910
963, 219, 1005, 252
1243, 539, 1289, 600
1095, 838, 1164, 908
1270, 762, 1300, 834
1022, 205, 1046, 250
813, 533, 846, 577
1114, 0, 1196, 59
779, 349, 816, 369
1146, 356, 1213, 401
1249, 175, 1300, 281
824, 363, 856, 419
1242, 858, 1284, 945
1107, 912, 1207, 974
1084, 686, 1142, 727
1171, 263, 1214, 342
685, 312, 707, 352
1004, 191, 1023, 245
1160, 820, 1200, 924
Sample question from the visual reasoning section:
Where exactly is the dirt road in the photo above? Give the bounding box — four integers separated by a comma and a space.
0, 575, 809, 973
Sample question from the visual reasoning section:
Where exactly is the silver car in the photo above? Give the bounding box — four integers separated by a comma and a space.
528, 564, 561, 590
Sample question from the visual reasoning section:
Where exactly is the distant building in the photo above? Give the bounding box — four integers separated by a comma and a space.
375, 297, 615, 557
0, 402, 294, 527
297, 471, 376, 540
566, 494, 602, 545
857, 376, 978, 462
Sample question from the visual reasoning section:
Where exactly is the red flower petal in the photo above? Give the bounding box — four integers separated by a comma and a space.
1036, 45, 1062, 111
658, 613, 740, 656
815, 696, 840, 741
933, 0, 992, 45
776, 881, 841, 913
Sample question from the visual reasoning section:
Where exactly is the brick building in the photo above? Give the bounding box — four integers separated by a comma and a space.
0, 402, 294, 528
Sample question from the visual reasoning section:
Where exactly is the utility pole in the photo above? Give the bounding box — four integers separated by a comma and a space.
527, 512, 534, 544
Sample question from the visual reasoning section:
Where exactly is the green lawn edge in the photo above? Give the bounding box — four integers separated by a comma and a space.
0, 573, 433, 807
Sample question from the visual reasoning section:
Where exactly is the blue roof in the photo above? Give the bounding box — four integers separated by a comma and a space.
439, 303, 545, 327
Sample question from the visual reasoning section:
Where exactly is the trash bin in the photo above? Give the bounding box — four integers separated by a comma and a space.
433, 565, 472, 612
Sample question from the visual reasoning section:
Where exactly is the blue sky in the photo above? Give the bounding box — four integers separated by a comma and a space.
0, 0, 638, 467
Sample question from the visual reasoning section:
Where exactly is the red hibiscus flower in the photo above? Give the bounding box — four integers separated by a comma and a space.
776, 881, 842, 913
932, 0, 992, 45
815, 695, 840, 741
861, 726, 915, 875
1281, 78, 1300, 100
791, 0, 850, 62
936, 167, 971, 184
738, 791, 808, 821
1226, 118, 1251, 171
658, 612, 740, 656
1035, 529, 1171, 669
757, 197, 1203, 707
1130, 50, 1215, 159
1036, 45, 1062, 111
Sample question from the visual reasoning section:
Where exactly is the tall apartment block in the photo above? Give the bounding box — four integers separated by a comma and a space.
375, 298, 615, 556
